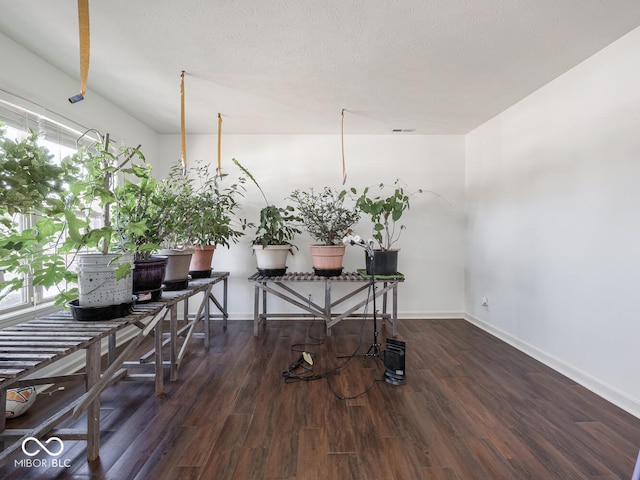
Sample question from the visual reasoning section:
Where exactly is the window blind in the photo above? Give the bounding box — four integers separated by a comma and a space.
0, 94, 97, 149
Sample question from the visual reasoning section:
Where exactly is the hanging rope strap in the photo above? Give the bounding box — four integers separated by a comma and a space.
217, 113, 222, 176
69, 0, 90, 103
180, 71, 187, 174
78, 0, 90, 96
341, 109, 347, 184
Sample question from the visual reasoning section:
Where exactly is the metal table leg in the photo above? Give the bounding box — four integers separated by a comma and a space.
86, 341, 101, 461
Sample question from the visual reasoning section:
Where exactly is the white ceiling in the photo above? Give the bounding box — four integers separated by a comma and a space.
2, 0, 640, 135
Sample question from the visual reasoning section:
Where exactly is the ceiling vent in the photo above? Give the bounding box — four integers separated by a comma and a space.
391, 128, 416, 133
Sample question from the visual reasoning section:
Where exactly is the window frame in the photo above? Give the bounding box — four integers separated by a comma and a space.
0, 90, 97, 318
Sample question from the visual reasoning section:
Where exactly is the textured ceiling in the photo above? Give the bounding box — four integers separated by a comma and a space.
1, 0, 640, 135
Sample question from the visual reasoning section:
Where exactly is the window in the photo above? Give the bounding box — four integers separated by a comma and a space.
0, 94, 94, 315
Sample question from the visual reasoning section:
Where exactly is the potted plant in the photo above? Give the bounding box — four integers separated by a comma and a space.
288, 187, 360, 276
64, 132, 157, 315
184, 160, 250, 277
154, 161, 196, 290
352, 179, 423, 275
113, 161, 169, 302
233, 159, 301, 276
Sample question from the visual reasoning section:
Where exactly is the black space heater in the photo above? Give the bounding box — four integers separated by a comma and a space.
383, 338, 406, 385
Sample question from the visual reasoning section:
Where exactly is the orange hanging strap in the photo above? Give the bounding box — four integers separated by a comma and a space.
217, 113, 222, 176
341, 109, 347, 184
180, 71, 187, 174
78, 0, 90, 97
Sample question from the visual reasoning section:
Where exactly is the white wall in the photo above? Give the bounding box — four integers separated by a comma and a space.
0, 28, 467, 320
465, 26, 640, 415
0, 32, 157, 158
157, 134, 466, 319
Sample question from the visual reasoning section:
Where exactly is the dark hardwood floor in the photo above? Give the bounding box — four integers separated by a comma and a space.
2, 317, 640, 479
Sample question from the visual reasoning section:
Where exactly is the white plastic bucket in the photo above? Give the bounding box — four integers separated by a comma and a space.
253, 245, 291, 270
77, 253, 134, 307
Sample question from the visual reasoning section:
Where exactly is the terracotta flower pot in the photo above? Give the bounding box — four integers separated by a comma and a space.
309, 244, 346, 276
189, 245, 216, 277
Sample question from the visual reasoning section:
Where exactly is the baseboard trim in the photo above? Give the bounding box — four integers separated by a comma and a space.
396, 311, 466, 320
226, 311, 467, 322
463, 312, 640, 419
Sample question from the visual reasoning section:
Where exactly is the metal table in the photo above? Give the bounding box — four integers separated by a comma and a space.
248, 271, 403, 336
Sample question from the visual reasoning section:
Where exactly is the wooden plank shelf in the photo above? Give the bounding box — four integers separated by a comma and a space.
0, 272, 230, 468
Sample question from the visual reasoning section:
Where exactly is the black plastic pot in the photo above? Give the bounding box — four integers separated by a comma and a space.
133, 256, 168, 300
365, 250, 399, 276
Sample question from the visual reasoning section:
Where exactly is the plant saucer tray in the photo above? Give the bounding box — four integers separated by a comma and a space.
68, 299, 135, 321
189, 269, 213, 279
356, 269, 405, 280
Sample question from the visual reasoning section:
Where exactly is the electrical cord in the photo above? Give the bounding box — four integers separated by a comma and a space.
281, 280, 382, 400
326, 376, 385, 400
288, 314, 323, 360
282, 284, 371, 380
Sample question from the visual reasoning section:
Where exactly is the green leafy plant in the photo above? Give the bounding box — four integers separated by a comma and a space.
183, 160, 250, 248
352, 179, 423, 251
0, 127, 77, 217
153, 161, 197, 249
252, 204, 301, 249
0, 127, 158, 306
233, 158, 301, 250
64, 134, 153, 261
113, 162, 164, 261
0, 126, 80, 304
289, 187, 360, 246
